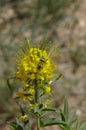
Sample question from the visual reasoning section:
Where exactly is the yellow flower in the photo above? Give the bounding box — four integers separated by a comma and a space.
27, 88, 35, 95
25, 96, 32, 101
20, 115, 28, 122
16, 92, 32, 101
23, 81, 29, 88
16, 92, 25, 100
30, 74, 35, 79
45, 86, 51, 94
29, 103, 38, 110
43, 100, 51, 108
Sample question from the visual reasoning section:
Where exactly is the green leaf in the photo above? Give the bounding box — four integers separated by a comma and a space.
69, 118, 77, 126
42, 107, 57, 112
9, 126, 15, 130
68, 107, 77, 125
39, 103, 43, 109
55, 74, 62, 82
7, 79, 13, 92
59, 125, 67, 130
41, 118, 66, 127
64, 98, 69, 121
59, 109, 66, 122
75, 121, 86, 130
16, 118, 21, 125
34, 106, 39, 113
40, 107, 57, 118
40, 111, 51, 118
24, 120, 30, 130
19, 103, 26, 115
9, 122, 23, 130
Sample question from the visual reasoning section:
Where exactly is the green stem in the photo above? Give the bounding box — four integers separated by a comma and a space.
36, 114, 40, 130
35, 77, 40, 130
35, 78, 38, 103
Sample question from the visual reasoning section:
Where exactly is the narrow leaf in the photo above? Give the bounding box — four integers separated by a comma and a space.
68, 107, 77, 125
40, 111, 51, 118
64, 98, 69, 121
19, 103, 26, 115
55, 74, 62, 82
7, 79, 13, 91
41, 118, 66, 127
59, 109, 66, 121
59, 125, 67, 130
9, 122, 23, 130
42, 107, 57, 112
69, 118, 77, 126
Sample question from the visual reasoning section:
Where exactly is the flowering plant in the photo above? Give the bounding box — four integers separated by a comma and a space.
8, 40, 86, 130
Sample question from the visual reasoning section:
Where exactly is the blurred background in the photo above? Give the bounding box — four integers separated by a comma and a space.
0, 0, 86, 129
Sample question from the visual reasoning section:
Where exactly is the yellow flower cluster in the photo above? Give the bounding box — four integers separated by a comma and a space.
16, 48, 55, 83
16, 46, 56, 108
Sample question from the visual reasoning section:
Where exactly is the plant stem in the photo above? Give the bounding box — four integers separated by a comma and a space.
36, 114, 40, 130
35, 77, 40, 130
